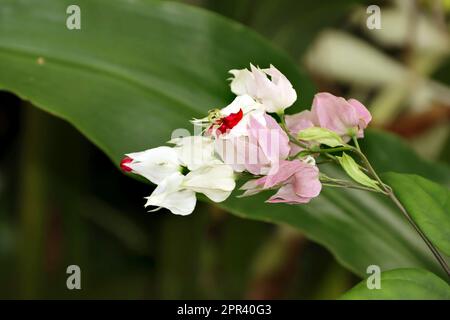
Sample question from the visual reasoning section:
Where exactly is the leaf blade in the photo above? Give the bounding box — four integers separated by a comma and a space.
341, 268, 450, 300
383, 172, 450, 256
337, 153, 382, 191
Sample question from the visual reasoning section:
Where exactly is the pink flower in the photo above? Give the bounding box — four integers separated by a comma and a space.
215, 113, 290, 175
245, 113, 290, 175
311, 92, 371, 141
214, 135, 249, 173
240, 159, 322, 204
247, 114, 290, 174
267, 167, 321, 204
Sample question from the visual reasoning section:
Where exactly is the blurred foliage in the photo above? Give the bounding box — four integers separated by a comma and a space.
203, 0, 363, 58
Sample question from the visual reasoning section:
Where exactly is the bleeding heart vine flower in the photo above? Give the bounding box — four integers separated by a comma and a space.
311, 92, 372, 142
121, 146, 181, 184
182, 161, 236, 202
239, 159, 321, 204
120, 63, 450, 279
192, 94, 265, 137
199, 94, 267, 172
215, 112, 291, 175
121, 136, 235, 215
244, 113, 291, 175
169, 136, 216, 170
145, 172, 196, 216
229, 64, 297, 114
265, 160, 322, 204
144, 160, 235, 216
121, 66, 377, 217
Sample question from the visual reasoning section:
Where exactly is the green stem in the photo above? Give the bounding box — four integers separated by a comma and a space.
348, 147, 450, 277
324, 153, 338, 162
279, 122, 450, 278
351, 147, 450, 277
352, 136, 361, 151
292, 146, 352, 160
311, 146, 353, 154
387, 189, 450, 278
279, 115, 308, 149
350, 147, 391, 191
320, 174, 384, 193
315, 159, 334, 165
321, 182, 378, 193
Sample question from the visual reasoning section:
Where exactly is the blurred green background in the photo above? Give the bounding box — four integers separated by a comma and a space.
0, 0, 449, 299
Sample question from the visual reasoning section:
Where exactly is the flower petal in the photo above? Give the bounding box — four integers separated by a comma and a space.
293, 164, 322, 198
248, 113, 290, 163
266, 183, 311, 204
183, 162, 235, 202
229, 64, 297, 113
126, 146, 181, 184
144, 172, 196, 216
169, 136, 216, 170
263, 160, 302, 188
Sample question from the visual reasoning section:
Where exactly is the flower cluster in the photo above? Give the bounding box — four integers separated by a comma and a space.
120, 136, 235, 215
121, 64, 373, 215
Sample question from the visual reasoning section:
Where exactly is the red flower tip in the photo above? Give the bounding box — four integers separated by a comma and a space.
217, 108, 243, 134
120, 156, 133, 172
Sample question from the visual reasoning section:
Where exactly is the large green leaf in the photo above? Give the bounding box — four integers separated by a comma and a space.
341, 268, 450, 300
0, 0, 449, 278
383, 173, 450, 256
361, 129, 450, 186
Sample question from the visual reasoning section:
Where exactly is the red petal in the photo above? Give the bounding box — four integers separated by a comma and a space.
222, 108, 243, 131
120, 156, 133, 172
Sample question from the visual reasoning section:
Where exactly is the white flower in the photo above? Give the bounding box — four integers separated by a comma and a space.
218, 94, 265, 138
145, 172, 196, 216
144, 161, 235, 215
229, 64, 297, 114
124, 146, 181, 184
169, 136, 216, 170
183, 161, 236, 202
220, 94, 264, 115
125, 138, 236, 216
